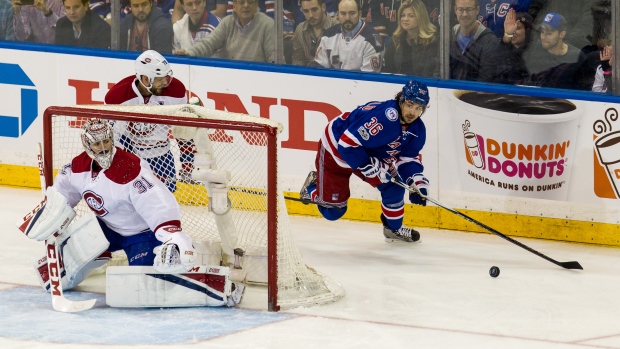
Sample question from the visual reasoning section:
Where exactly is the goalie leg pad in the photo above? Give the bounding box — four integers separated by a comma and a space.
34, 212, 110, 291
17, 186, 76, 241
106, 265, 231, 307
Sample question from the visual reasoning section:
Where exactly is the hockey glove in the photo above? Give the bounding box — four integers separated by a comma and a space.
154, 226, 196, 273
407, 173, 429, 206
17, 186, 76, 241
359, 157, 398, 184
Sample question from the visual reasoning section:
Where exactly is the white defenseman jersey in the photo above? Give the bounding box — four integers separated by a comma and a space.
53, 148, 182, 237
104, 75, 188, 159
314, 21, 384, 72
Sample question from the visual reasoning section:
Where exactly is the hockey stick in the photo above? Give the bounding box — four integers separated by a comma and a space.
37, 143, 97, 312
282, 195, 341, 209
228, 186, 340, 209
390, 177, 583, 270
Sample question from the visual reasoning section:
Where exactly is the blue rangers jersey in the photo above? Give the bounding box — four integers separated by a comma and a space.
321, 99, 425, 175
479, 0, 531, 38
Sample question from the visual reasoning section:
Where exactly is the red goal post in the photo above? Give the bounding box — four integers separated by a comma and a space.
42, 104, 344, 311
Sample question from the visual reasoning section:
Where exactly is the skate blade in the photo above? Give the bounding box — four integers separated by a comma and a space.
384, 237, 422, 243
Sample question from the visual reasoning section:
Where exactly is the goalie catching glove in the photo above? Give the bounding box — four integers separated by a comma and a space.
359, 157, 399, 186
407, 173, 429, 206
154, 226, 196, 273
17, 186, 76, 241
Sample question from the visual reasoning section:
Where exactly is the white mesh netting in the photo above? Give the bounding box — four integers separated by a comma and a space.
45, 104, 344, 310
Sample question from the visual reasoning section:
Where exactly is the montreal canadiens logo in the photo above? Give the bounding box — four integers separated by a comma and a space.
90, 123, 105, 132
385, 107, 398, 121
128, 122, 157, 136
83, 190, 109, 216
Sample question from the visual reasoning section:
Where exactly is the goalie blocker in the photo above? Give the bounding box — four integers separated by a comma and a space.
106, 265, 245, 307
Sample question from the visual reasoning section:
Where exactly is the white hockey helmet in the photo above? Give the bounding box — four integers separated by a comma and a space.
135, 50, 173, 88
81, 118, 115, 169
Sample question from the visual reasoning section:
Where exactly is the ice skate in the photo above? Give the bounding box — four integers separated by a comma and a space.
299, 171, 316, 204
226, 282, 246, 307
381, 215, 421, 243
383, 225, 421, 243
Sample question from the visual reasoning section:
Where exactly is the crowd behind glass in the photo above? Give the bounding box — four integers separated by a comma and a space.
0, 0, 613, 93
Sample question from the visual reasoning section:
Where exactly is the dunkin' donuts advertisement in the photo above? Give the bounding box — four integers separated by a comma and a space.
445, 90, 580, 200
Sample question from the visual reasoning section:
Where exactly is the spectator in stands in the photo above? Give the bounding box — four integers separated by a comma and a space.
120, 0, 173, 53
55, 0, 110, 48
589, 0, 610, 53
172, 0, 220, 51
573, 1, 611, 91
592, 44, 611, 93
499, 9, 532, 84
450, 0, 504, 82
523, 12, 586, 88
293, 0, 337, 26
529, 0, 596, 50
12, 0, 64, 43
478, 0, 532, 38
360, 0, 438, 38
89, 0, 177, 25
173, 0, 277, 62
292, 0, 337, 66
171, 0, 225, 24
153, 0, 174, 18
383, 0, 438, 76
422, 0, 439, 25
361, 0, 403, 38
89, 0, 111, 22
0, 0, 15, 40
313, 0, 383, 72
219, 0, 296, 63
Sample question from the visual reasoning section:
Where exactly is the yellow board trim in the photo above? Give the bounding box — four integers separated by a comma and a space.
6, 164, 618, 247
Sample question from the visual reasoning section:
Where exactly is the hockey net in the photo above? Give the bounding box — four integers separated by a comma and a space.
42, 104, 344, 311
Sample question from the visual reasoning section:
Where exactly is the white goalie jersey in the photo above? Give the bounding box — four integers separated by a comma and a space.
53, 148, 182, 237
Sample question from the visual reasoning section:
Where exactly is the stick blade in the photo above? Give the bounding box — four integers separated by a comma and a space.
560, 261, 583, 270
52, 296, 96, 313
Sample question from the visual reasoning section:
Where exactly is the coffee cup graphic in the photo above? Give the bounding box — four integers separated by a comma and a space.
463, 122, 485, 169
595, 131, 620, 198
449, 90, 581, 200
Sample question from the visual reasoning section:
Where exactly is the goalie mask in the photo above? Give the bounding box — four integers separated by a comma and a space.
81, 119, 115, 169
135, 50, 173, 95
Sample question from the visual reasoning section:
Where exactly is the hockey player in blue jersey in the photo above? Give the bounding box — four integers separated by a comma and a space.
300, 80, 430, 243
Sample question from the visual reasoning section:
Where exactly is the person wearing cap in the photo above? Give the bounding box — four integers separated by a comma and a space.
522, 11, 586, 88
528, 0, 595, 51
450, 0, 505, 82
499, 8, 533, 84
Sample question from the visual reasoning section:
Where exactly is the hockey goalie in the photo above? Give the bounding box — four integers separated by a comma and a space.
17, 118, 245, 308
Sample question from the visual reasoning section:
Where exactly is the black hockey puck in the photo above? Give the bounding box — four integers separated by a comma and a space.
489, 266, 500, 278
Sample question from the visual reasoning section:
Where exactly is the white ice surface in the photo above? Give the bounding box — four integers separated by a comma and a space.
1, 186, 620, 349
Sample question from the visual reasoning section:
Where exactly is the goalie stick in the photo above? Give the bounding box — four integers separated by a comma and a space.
390, 177, 583, 270
37, 143, 97, 312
